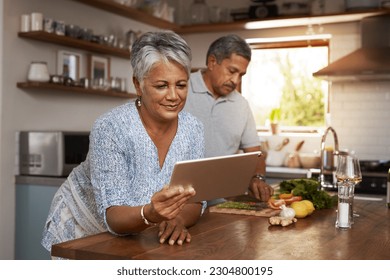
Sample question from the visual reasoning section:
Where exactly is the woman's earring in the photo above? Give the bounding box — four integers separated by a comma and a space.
136, 96, 141, 108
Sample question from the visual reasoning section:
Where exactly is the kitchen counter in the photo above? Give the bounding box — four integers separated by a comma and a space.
266, 166, 309, 179
51, 194, 390, 260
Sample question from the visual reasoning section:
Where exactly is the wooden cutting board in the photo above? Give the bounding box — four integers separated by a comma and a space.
209, 206, 280, 217
208, 199, 280, 217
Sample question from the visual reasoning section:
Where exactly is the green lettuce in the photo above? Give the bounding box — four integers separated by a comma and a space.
279, 178, 337, 209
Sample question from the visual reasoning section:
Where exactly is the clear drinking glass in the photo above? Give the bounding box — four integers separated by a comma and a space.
335, 154, 362, 225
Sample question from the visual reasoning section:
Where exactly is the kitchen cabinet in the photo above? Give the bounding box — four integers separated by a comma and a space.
15, 181, 60, 260
72, 0, 390, 33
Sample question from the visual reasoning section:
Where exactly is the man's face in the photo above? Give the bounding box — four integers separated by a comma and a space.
207, 53, 250, 98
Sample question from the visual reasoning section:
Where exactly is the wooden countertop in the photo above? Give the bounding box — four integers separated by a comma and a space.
52, 195, 390, 260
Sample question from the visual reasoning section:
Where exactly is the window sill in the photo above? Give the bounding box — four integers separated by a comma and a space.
257, 126, 322, 135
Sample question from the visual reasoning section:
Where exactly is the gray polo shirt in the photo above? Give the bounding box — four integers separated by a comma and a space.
184, 70, 260, 157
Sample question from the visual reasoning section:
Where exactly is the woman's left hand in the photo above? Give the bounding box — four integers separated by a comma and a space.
158, 218, 191, 246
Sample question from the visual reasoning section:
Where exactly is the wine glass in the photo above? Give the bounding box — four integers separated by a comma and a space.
335, 154, 362, 224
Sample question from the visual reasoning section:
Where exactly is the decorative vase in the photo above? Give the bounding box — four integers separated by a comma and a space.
270, 123, 279, 135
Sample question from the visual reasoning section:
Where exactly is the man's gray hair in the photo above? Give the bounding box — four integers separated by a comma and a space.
206, 34, 251, 65
130, 31, 192, 82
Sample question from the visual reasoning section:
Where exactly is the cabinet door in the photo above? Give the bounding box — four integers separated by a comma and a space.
15, 184, 59, 260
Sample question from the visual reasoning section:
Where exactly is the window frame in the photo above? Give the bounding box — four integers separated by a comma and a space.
246, 38, 330, 134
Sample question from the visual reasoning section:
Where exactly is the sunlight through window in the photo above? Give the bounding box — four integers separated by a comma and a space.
242, 40, 329, 132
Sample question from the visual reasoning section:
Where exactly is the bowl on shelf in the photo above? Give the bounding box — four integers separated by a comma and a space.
299, 153, 321, 169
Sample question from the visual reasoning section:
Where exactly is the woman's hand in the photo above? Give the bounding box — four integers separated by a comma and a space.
158, 218, 191, 246
146, 185, 196, 223
106, 186, 200, 235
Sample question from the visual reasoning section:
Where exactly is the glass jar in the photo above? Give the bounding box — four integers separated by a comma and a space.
190, 0, 209, 24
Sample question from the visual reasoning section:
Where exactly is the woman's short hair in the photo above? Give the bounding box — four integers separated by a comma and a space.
206, 34, 251, 65
130, 31, 192, 82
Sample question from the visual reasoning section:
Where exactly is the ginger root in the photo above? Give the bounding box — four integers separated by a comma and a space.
268, 216, 297, 227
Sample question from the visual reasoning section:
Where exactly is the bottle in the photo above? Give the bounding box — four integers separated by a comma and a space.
387, 168, 390, 208
190, 0, 209, 24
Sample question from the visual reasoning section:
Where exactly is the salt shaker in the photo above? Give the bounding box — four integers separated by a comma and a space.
335, 180, 352, 229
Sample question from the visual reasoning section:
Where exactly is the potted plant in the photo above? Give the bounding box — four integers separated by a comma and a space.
269, 108, 281, 135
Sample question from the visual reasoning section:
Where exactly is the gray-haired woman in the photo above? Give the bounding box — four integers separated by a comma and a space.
42, 31, 205, 254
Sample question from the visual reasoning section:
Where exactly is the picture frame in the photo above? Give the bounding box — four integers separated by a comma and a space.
88, 55, 110, 80
57, 50, 82, 81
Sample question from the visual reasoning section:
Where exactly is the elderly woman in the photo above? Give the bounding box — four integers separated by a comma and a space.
41, 31, 205, 253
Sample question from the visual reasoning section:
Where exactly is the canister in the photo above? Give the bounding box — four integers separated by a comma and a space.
27, 62, 50, 82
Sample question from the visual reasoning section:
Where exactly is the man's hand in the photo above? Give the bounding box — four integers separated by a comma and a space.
249, 178, 274, 201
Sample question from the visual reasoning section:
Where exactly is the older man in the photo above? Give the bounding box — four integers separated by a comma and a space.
184, 34, 273, 202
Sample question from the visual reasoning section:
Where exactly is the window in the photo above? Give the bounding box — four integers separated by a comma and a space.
242, 37, 329, 132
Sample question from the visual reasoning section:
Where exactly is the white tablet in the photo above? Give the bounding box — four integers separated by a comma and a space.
169, 152, 262, 202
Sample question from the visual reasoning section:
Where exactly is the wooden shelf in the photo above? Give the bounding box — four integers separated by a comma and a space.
17, 82, 137, 99
177, 9, 390, 34
72, 0, 177, 30
18, 31, 130, 59
72, 0, 390, 34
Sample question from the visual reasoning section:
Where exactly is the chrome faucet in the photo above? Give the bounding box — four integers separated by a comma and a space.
319, 126, 339, 189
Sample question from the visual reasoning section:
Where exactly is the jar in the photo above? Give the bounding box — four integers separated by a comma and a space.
190, 0, 209, 24
27, 62, 50, 82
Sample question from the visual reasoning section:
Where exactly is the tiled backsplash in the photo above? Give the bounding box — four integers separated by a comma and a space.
331, 81, 390, 160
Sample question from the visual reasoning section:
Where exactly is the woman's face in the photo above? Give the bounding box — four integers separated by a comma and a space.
134, 61, 189, 123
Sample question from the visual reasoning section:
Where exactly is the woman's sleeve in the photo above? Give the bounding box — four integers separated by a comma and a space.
192, 118, 205, 160
89, 118, 132, 220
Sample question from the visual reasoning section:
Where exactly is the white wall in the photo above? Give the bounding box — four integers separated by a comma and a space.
331, 81, 390, 160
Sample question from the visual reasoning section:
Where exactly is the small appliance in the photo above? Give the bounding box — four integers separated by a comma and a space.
19, 131, 89, 177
